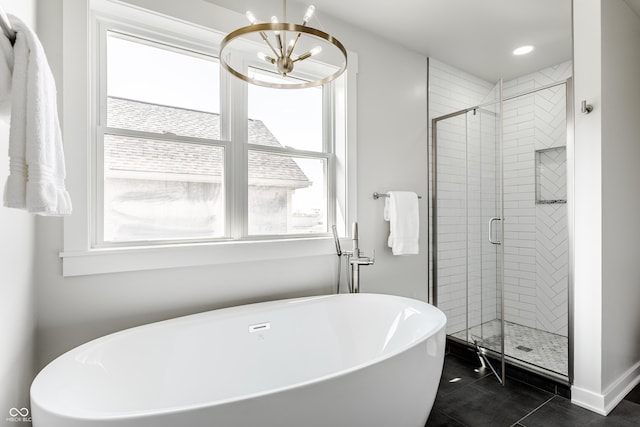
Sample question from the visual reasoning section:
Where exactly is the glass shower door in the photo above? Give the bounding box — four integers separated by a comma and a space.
466, 101, 505, 382
433, 83, 505, 383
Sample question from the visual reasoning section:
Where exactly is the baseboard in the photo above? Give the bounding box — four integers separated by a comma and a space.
571, 386, 607, 415
603, 360, 640, 413
572, 360, 640, 415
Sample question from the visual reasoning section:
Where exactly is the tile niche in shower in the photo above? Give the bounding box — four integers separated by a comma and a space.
535, 146, 567, 205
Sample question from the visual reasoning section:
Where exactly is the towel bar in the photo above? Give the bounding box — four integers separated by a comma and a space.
373, 192, 422, 200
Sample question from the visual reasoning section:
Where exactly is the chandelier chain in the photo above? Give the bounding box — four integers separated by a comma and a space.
283, 0, 287, 23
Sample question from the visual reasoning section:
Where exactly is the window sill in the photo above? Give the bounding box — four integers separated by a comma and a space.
60, 237, 338, 277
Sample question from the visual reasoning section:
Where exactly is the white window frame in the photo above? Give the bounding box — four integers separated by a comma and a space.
60, 0, 358, 276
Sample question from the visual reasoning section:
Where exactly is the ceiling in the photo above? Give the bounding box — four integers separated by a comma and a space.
306, 0, 573, 82
210, 0, 640, 83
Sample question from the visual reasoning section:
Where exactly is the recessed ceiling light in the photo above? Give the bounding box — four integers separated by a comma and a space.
513, 45, 534, 56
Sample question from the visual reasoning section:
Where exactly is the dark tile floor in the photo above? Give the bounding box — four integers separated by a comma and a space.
426, 353, 640, 427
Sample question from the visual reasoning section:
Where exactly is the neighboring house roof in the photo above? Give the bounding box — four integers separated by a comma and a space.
105, 97, 311, 188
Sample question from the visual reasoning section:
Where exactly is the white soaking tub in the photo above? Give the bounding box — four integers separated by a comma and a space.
31, 293, 447, 427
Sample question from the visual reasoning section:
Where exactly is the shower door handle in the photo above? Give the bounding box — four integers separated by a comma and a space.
488, 217, 502, 245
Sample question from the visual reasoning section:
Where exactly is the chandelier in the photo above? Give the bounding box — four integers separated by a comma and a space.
219, 0, 347, 89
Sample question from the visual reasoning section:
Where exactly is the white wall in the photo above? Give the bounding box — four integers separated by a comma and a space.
34, 0, 429, 370
572, 0, 640, 415
0, 1, 37, 424
345, 18, 428, 301
601, 0, 640, 408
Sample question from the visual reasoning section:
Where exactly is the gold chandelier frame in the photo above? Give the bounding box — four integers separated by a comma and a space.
219, 23, 347, 89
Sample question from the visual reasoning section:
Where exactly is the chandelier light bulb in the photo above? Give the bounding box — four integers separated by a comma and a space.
245, 11, 258, 25
303, 5, 315, 25
271, 16, 280, 35
513, 45, 534, 56
257, 52, 276, 64
295, 45, 322, 62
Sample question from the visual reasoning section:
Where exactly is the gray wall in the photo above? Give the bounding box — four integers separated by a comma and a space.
0, 0, 37, 423
34, 0, 429, 373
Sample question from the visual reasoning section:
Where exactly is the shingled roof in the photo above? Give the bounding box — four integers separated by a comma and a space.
105, 97, 311, 188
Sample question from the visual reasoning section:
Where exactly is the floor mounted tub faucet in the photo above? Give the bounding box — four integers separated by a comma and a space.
349, 222, 374, 293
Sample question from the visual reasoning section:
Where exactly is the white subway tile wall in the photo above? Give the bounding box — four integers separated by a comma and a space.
430, 59, 572, 338
502, 61, 571, 335
429, 59, 496, 336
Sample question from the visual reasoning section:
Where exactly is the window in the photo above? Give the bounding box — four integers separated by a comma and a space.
60, 1, 356, 275
94, 18, 340, 247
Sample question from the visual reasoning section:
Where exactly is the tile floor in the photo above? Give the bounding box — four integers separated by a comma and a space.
426, 353, 640, 426
451, 320, 569, 376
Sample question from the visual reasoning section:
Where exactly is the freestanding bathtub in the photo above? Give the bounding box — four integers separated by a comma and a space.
31, 293, 447, 427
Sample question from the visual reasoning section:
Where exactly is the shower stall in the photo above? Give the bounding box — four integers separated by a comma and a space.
431, 78, 573, 383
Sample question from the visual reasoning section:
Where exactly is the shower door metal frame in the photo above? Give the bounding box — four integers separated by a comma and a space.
430, 78, 574, 385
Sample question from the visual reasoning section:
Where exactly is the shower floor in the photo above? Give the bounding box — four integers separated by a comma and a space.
450, 319, 568, 377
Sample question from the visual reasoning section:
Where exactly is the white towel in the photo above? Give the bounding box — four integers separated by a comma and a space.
0, 22, 13, 120
384, 191, 419, 255
3, 14, 72, 215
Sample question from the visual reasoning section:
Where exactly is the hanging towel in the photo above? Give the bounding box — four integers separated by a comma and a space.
0, 22, 12, 119
3, 14, 71, 215
384, 191, 419, 255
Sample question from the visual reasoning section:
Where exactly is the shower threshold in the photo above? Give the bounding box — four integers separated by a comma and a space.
450, 319, 569, 377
